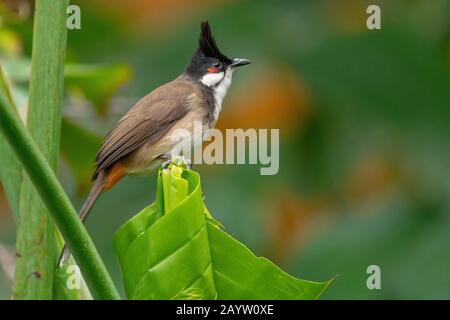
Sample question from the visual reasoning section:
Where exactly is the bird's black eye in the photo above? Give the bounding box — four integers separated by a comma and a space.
213, 62, 221, 68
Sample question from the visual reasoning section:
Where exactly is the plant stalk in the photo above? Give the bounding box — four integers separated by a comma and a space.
0, 92, 120, 299
7, 0, 118, 300
12, 0, 69, 299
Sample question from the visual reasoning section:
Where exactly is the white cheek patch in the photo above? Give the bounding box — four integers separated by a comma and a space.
201, 71, 225, 87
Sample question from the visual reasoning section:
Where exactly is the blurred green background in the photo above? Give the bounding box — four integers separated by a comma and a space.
0, 0, 449, 299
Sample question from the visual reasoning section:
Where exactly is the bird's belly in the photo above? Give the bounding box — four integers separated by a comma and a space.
124, 111, 211, 174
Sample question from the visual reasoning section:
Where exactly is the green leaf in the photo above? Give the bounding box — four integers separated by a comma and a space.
113, 163, 332, 299
64, 63, 131, 116
1, 58, 131, 116
206, 224, 331, 299
60, 117, 102, 194
0, 57, 31, 83
0, 65, 22, 219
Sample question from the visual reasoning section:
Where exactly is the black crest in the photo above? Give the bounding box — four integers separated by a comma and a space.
186, 21, 232, 78
197, 21, 231, 62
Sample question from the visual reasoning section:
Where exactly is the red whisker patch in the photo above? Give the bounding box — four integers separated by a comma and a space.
207, 67, 220, 73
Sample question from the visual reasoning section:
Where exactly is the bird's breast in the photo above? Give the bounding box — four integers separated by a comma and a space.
124, 107, 209, 174
211, 69, 233, 122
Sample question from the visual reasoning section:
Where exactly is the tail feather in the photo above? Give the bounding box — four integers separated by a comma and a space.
58, 171, 106, 267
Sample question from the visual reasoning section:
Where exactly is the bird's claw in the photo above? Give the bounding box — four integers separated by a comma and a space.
162, 155, 192, 170
172, 155, 191, 169
161, 159, 172, 169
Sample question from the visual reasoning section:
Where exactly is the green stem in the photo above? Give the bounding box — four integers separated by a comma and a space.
0, 93, 120, 300
12, 0, 69, 299
5, 0, 119, 300
0, 66, 92, 300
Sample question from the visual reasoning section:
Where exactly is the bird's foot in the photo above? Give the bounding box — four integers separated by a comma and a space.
162, 155, 192, 170
171, 155, 192, 169
161, 159, 172, 169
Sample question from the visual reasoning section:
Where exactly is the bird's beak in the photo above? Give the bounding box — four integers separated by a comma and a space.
229, 58, 252, 68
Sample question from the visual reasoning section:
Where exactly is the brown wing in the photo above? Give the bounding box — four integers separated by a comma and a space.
92, 79, 195, 180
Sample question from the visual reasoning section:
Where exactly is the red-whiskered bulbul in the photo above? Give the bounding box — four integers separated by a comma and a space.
58, 21, 251, 266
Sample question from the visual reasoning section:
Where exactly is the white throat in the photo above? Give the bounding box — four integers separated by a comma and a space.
200, 69, 234, 122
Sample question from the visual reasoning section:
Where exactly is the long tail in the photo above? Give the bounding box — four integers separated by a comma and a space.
58, 171, 106, 267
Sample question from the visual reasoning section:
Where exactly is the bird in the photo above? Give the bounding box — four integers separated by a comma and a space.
58, 21, 251, 266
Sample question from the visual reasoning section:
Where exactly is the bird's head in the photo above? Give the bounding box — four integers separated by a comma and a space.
186, 21, 251, 87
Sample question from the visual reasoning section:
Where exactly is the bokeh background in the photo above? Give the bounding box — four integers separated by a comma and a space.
1, 0, 449, 299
